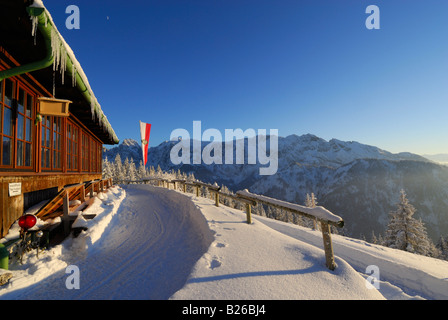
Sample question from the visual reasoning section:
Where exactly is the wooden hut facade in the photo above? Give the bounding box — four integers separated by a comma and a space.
0, 0, 119, 238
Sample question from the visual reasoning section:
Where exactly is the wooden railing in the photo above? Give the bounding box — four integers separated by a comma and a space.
118, 177, 344, 270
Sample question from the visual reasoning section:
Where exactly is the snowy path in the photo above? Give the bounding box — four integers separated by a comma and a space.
0, 185, 213, 299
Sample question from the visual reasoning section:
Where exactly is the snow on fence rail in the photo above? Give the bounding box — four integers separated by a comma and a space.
117, 178, 344, 270
236, 189, 344, 228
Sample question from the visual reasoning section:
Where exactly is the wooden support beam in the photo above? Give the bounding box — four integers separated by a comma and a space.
320, 221, 336, 271
62, 190, 70, 237
80, 184, 85, 203
90, 182, 94, 198
215, 192, 219, 207
246, 203, 252, 224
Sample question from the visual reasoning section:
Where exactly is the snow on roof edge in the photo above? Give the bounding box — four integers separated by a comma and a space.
31, 0, 119, 144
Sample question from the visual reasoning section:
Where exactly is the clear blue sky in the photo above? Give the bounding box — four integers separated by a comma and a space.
44, 0, 448, 155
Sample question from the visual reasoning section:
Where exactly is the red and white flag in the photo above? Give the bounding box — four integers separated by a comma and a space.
139, 121, 151, 166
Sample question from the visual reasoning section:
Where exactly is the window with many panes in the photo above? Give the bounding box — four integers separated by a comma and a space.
0, 79, 35, 169
97, 142, 102, 172
52, 117, 62, 170
41, 115, 51, 169
41, 115, 62, 171
1, 79, 15, 167
67, 120, 79, 171
17, 87, 34, 168
90, 138, 96, 172
0, 76, 103, 174
81, 132, 89, 172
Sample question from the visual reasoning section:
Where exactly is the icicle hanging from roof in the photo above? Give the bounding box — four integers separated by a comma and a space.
27, 1, 119, 143
60, 44, 67, 85
72, 65, 77, 87
30, 15, 38, 41
49, 29, 68, 85
50, 28, 59, 72
90, 95, 96, 120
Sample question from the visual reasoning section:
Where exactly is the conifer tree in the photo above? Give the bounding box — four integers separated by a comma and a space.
256, 203, 267, 217
304, 193, 319, 230
436, 236, 448, 260
123, 158, 131, 181
371, 231, 378, 244
137, 160, 147, 180
127, 158, 137, 181
156, 165, 163, 178
102, 156, 113, 180
114, 154, 125, 183
384, 189, 433, 256
149, 166, 155, 178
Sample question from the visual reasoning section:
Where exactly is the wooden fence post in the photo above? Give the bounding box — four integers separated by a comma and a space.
320, 221, 336, 271
215, 192, 219, 207
80, 184, 85, 203
90, 182, 94, 198
63, 190, 70, 236
246, 203, 252, 224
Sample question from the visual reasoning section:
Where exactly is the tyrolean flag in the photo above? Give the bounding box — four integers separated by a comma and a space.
139, 121, 151, 166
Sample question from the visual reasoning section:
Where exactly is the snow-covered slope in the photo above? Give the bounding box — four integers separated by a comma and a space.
2, 185, 447, 300
276, 134, 428, 168
170, 194, 384, 300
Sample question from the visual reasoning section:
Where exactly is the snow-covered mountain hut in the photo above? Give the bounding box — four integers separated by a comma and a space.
0, 1, 119, 237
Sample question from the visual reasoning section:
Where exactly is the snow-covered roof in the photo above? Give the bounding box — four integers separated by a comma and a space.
29, 0, 118, 144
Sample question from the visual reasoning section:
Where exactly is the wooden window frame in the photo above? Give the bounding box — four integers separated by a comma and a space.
90, 138, 96, 173
1, 57, 105, 176
66, 119, 80, 172
0, 78, 37, 170
81, 131, 89, 172
40, 115, 51, 170
0, 78, 15, 168
16, 85, 35, 169
41, 115, 63, 172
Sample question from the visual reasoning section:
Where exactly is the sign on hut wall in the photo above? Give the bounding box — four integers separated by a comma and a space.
8, 182, 21, 197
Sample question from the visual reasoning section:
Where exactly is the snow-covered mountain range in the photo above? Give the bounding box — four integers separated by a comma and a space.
103, 134, 448, 241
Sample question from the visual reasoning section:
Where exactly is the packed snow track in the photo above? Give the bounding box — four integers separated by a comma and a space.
1, 185, 214, 299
